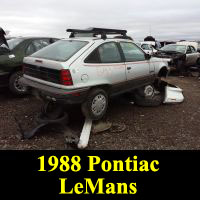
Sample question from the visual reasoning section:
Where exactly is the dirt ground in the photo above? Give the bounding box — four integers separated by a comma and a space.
0, 76, 199, 150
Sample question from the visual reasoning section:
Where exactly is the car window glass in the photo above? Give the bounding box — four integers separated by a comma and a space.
6, 38, 24, 50
187, 46, 192, 53
141, 44, 151, 50
161, 45, 186, 53
98, 42, 121, 63
40, 39, 50, 47
190, 46, 196, 53
26, 43, 35, 55
85, 49, 100, 63
31, 40, 88, 62
32, 40, 48, 52
120, 42, 145, 62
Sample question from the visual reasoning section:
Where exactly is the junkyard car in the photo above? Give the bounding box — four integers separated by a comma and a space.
140, 42, 157, 55
0, 37, 58, 95
21, 28, 169, 120
154, 44, 200, 74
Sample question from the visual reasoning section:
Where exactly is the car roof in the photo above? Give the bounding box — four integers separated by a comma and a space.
164, 44, 186, 47
61, 37, 133, 43
13, 36, 58, 40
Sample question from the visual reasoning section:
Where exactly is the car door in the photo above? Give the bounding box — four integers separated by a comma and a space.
189, 46, 199, 65
186, 46, 196, 66
84, 42, 127, 95
119, 42, 153, 87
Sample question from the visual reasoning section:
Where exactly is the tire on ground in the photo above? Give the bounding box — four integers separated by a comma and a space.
132, 83, 165, 107
196, 58, 200, 66
9, 71, 29, 96
81, 88, 108, 120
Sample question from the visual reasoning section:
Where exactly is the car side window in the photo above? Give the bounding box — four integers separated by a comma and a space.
85, 49, 101, 63
190, 46, 196, 53
26, 43, 36, 56
98, 42, 122, 63
32, 39, 48, 52
39, 39, 50, 47
120, 42, 146, 62
85, 42, 121, 63
141, 44, 151, 50
187, 46, 192, 54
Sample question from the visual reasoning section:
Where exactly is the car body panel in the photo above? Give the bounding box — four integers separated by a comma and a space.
22, 37, 169, 103
0, 37, 58, 87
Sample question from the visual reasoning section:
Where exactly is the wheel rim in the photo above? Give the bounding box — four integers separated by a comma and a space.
14, 75, 27, 92
91, 94, 107, 116
144, 85, 154, 97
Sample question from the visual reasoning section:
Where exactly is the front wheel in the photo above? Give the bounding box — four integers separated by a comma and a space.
132, 83, 165, 107
9, 71, 29, 96
81, 88, 108, 120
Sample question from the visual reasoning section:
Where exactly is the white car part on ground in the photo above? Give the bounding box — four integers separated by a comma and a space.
77, 84, 184, 149
163, 85, 184, 104
77, 118, 93, 149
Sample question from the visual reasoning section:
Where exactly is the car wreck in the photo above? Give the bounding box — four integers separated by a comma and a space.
17, 28, 185, 149
0, 27, 58, 95
154, 44, 200, 75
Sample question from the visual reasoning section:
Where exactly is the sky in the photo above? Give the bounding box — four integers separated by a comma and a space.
0, 0, 200, 41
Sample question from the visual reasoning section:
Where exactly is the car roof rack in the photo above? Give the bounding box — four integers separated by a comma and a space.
67, 27, 127, 39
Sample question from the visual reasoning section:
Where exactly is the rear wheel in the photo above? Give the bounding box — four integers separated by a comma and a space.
9, 71, 29, 96
81, 88, 108, 120
132, 81, 165, 107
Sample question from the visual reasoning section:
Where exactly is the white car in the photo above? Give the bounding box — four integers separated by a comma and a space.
140, 42, 157, 55
21, 28, 169, 120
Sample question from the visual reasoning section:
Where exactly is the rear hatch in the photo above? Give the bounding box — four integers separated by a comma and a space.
23, 39, 94, 89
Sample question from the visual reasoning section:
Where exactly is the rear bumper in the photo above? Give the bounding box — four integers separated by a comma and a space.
0, 71, 9, 87
20, 77, 89, 104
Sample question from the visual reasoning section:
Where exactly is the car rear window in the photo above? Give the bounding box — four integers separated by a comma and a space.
31, 40, 88, 62
7, 38, 24, 50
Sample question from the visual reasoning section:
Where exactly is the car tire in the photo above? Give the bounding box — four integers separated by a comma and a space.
9, 71, 29, 96
196, 58, 200, 66
81, 88, 108, 120
132, 83, 165, 107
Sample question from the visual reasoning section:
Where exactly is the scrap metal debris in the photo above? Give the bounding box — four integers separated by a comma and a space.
64, 127, 80, 145
92, 121, 112, 134
163, 84, 184, 104
109, 123, 126, 133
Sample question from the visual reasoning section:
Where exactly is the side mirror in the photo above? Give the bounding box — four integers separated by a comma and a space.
145, 53, 151, 60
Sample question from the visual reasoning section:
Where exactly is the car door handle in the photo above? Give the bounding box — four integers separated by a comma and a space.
127, 67, 132, 70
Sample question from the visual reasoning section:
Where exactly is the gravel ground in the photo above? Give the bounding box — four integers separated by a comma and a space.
0, 76, 199, 150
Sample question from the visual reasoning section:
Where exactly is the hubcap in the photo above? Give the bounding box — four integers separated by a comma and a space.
91, 94, 107, 116
144, 85, 154, 97
14, 75, 27, 92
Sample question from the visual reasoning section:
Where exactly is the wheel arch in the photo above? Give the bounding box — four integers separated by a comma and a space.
157, 66, 169, 78
89, 84, 111, 93
8, 65, 23, 78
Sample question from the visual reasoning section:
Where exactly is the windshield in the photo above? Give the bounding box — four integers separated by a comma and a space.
161, 45, 186, 53
6, 38, 24, 50
31, 40, 89, 61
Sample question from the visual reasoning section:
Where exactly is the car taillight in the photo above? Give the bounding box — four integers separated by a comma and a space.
60, 69, 73, 86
